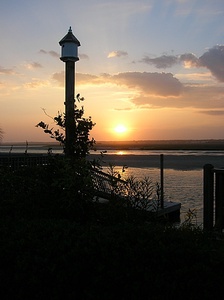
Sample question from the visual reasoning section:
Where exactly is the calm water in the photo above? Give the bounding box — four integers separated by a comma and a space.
118, 167, 203, 224
91, 149, 224, 225
1, 144, 224, 224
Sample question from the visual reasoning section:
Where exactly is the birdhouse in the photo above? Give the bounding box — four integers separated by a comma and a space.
59, 27, 81, 62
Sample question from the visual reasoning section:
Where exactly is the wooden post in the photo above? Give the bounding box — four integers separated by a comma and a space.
160, 154, 164, 209
214, 169, 224, 230
203, 164, 214, 231
59, 28, 80, 157
65, 60, 75, 156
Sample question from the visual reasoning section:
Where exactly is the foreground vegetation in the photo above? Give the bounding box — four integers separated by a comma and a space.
1, 159, 224, 300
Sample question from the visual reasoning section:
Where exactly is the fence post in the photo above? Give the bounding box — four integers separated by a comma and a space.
160, 154, 164, 209
203, 164, 214, 231
214, 169, 224, 230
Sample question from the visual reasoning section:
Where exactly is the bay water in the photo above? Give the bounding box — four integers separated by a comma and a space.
91, 149, 224, 225
1, 144, 224, 225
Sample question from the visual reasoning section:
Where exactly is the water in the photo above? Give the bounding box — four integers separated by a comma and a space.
91, 150, 224, 225
1, 144, 224, 225
100, 165, 203, 224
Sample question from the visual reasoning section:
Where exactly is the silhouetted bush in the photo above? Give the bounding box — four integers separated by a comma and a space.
0, 157, 95, 222
1, 158, 224, 299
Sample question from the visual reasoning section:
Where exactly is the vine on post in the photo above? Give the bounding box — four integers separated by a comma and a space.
36, 94, 96, 158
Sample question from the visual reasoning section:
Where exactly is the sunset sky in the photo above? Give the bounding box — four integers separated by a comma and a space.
1, 0, 224, 143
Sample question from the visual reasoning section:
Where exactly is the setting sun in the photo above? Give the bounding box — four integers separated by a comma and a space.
114, 124, 127, 134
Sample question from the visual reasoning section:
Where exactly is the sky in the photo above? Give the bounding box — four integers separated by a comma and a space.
1, 0, 224, 142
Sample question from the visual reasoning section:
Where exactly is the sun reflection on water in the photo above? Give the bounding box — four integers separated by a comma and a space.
116, 151, 126, 155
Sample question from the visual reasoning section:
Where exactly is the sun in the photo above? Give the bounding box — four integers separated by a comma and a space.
114, 124, 127, 134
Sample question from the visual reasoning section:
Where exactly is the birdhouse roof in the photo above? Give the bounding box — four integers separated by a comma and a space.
59, 27, 81, 46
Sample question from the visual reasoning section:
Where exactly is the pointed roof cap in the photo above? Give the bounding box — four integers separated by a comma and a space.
59, 27, 81, 46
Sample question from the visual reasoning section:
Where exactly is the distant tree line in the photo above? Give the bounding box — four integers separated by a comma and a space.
0, 127, 3, 142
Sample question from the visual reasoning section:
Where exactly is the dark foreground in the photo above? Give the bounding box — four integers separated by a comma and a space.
1, 217, 224, 300
1, 160, 224, 299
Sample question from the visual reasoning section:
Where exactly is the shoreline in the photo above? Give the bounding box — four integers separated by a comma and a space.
90, 153, 224, 170
1, 139, 224, 151
0, 151, 224, 171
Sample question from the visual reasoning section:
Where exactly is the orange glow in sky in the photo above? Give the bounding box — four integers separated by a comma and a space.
1, 1, 224, 143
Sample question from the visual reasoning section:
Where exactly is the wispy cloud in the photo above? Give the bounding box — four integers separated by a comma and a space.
107, 50, 128, 58
198, 110, 224, 116
48, 50, 59, 58
0, 66, 15, 75
114, 107, 132, 111
140, 55, 178, 69
40, 49, 88, 60
79, 54, 89, 60
23, 79, 49, 89
24, 62, 43, 70
52, 71, 64, 86
39, 49, 59, 58
97, 2, 152, 18
52, 72, 110, 86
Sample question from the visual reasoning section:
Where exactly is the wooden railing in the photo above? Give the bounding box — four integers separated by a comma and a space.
203, 164, 224, 231
0, 154, 52, 170
90, 169, 127, 199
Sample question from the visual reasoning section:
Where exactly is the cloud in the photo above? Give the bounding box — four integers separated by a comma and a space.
141, 53, 200, 69
97, 2, 151, 19
23, 79, 49, 89
114, 107, 132, 111
48, 50, 60, 58
24, 62, 43, 70
129, 84, 224, 109
107, 50, 128, 58
199, 45, 224, 82
198, 110, 224, 116
52, 71, 64, 86
140, 45, 224, 82
52, 72, 106, 86
39, 49, 59, 58
0, 66, 15, 75
179, 53, 200, 68
77, 73, 103, 84
52, 71, 183, 99
111, 72, 183, 97
52, 70, 224, 110
76, 71, 183, 97
79, 54, 89, 60
39, 49, 47, 54
141, 55, 179, 69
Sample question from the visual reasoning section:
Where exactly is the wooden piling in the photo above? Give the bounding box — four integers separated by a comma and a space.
160, 154, 164, 209
203, 164, 214, 231
214, 169, 224, 230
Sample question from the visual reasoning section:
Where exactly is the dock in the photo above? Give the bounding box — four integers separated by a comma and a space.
95, 196, 181, 221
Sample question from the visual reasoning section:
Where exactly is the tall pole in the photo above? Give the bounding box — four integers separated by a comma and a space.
65, 60, 75, 156
59, 27, 80, 157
